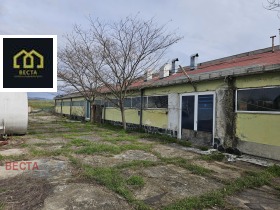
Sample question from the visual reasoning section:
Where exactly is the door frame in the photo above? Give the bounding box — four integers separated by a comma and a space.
178, 91, 216, 145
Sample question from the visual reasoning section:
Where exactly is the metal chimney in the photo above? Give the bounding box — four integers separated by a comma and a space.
190, 53, 199, 70
170, 58, 179, 74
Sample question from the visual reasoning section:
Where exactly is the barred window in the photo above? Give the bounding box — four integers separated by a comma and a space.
145, 95, 168, 108
72, 101, 85, 106
237, 87, 280, 112
106, 99, 118, 107
132, 97, 141, 109
124, 98, 132, 108
62, 101, 71, 106
94, 99, 102, 105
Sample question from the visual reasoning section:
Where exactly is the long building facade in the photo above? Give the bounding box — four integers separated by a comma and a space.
55, 46, 280, 160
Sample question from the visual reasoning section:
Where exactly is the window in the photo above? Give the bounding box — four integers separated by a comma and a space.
124, 98, 132, 108
132, 97, 141, 109
105, 99, 118, 107
56, 101, 62, 106
94, 99, 103, 105
237, 87, 280, 113
72, 101, 85, 106
62, 101, 71, 106
144, 95, 168, 108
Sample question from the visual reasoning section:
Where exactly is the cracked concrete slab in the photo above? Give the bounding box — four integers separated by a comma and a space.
76, 150, 158, 167
226, 185, 280, 210
42, 183, 132, 210
152, 144, 200, 159
0, 159, 72, 184
0, 148, 27, 156
123, 164, 223, 208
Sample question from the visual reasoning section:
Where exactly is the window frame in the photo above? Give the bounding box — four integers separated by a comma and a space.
235, 86, 280, 115
143, 95, 168, 109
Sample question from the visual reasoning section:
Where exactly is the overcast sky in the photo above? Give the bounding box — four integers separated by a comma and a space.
1, 0, 279, 99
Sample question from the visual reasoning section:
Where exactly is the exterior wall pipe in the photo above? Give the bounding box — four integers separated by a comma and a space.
0, 92, 28, 134
140, 89, 144, 127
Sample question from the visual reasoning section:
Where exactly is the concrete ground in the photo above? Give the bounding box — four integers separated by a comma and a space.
0, 112, 280, 210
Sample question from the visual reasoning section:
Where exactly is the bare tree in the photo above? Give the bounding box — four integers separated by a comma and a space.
58, 27, 104, 121
264, 0, 280, 17
87, 16, 182, 129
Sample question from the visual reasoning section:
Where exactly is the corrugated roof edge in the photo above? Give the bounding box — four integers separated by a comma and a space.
142, 63, 280, 89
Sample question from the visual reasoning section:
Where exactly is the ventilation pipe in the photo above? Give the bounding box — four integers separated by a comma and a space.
159, 63, 171, 79
190, 53, 199, 70
170, 58, 179, 74
144, 69, 153, 81
270, 35, 276, 52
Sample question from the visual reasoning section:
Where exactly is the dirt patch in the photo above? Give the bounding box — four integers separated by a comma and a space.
79, 135, 102, 142
0, 148, 27, 156
42, 183, 132, 210
76, 150, 158, 167
192, 160, 244, 181
0, 175, 52, 210
226, 185, 280, 209
25, 137, 69, 144
75, 154, 122, 167
152, 144, 200, 159
123, 164, 223, 208
137, 139, 156, 144
114, 150, 158, 162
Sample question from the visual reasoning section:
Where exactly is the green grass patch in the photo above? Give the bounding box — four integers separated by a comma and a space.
76, 143, 121, 155
69, 139, 91, 146
28, 99, 54, 110
127, 175, 145, 187
196, 145, 209, 151
200, 151, 225, 161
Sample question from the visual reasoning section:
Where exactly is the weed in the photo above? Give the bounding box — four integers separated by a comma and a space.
197, 145, 209, 151
267, 164, 280, 176
126, 175, 145, 187
200, 152, 225, 161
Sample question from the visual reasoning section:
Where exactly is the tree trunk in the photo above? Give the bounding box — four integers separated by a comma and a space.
120, 106, 127, 130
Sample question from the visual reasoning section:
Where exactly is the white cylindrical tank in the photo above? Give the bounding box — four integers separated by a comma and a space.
0, 92, 28, 134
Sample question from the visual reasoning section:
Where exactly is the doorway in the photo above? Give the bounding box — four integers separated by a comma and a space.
179, 92, 215, 145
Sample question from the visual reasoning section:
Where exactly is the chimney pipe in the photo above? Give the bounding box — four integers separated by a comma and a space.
190, 53, 199, 70
170, 58, 179, 74
270, 35, 276, 52
279, 29, 280, 50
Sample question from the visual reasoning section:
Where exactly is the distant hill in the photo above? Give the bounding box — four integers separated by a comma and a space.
28, 97, 52, 100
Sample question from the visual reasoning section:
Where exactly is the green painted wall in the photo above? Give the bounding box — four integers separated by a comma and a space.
236, 113, 280, 146
235, 72, 280, 88
142, 109, 168, 128
104, 108, 140, 124
235, 71, 280, 147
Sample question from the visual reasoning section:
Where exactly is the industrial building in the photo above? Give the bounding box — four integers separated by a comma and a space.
55, 46, 280, 160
